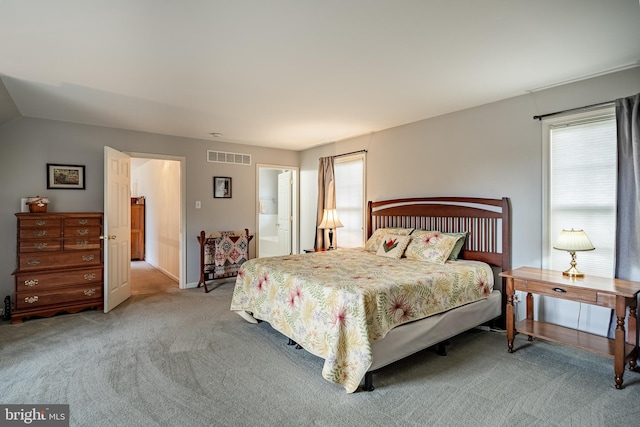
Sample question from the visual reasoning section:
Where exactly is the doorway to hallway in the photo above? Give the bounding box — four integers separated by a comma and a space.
129, 153, 186, 291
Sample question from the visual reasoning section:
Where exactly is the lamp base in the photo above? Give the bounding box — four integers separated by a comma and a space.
328, 229, 334, 250
563, 251, 584, 277
562, 267, 584, 277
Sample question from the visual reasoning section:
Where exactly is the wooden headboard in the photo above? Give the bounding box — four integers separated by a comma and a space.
367, 197, 511, 271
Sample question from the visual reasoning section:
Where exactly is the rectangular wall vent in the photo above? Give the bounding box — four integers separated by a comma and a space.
207, 150, 252, 166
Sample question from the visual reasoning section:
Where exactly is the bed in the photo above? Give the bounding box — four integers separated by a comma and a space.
230, 196, 511, 392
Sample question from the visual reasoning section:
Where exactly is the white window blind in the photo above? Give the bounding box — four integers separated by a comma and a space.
545, 111, 616, 278
540, 109, 617, 336
335, 154, 365, 248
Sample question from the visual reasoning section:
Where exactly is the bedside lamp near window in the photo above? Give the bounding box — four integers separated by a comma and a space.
553, 229, 595, 277
318, 208, 343, 250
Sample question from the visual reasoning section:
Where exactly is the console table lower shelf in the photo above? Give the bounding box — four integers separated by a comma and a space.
514, 318, 637, 362
501, 267, 640, 389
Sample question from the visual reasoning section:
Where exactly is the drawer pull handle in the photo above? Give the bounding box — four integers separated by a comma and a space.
36, 220, 46, 226
76, 229, 89, 236
34, 230, 47, 237
552, 287, 567, 293
24, 296, 39, 304
84, 273, 96, 280
84, 289, 96, 296
34, 242, 48, 250
82, 255, 95, 262
24, 279, 39, 287
78, 220, 89, 225
27, 259, 41, 266
76, 240, 89, 247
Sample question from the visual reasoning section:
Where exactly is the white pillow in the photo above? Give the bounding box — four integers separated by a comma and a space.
376, 234, 411, 259
364, 228, 414, 252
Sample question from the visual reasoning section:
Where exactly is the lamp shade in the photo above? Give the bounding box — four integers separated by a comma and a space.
553, 229, 595, 252
318, 209, 343, 229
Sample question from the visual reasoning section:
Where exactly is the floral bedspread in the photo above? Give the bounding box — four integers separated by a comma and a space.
230, 248, 493, 393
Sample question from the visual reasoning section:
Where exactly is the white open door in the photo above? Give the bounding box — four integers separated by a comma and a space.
103, 146, 132, 312
277, 171, 292, 255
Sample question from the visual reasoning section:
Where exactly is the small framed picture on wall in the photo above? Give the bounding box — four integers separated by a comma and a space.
213, 176, 232, 198
47, 163, 86, 190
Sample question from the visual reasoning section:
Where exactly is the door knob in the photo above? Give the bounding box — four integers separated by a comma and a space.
99, 235, 117, 240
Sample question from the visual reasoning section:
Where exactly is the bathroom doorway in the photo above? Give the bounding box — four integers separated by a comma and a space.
257, 164, 299, 257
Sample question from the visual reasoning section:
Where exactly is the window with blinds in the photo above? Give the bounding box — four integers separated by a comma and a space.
335, 154, 366, 248
543, 109, 617, 278
540, 108, 617, 336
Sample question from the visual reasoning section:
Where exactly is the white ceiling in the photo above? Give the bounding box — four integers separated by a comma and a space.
1, 1, 639, 151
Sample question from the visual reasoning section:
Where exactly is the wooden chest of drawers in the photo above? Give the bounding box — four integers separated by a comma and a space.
12, 212, 104, 323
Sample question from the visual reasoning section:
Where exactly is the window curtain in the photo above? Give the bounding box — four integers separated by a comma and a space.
614, 93, 640, 281
609, 92, 640, 338
315, 156, 336, 249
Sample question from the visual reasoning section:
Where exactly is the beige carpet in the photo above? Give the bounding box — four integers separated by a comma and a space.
131, 261, 179, 295
1, 282, 639, 426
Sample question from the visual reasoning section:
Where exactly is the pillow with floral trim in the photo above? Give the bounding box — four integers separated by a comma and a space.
412, 230, 468, 260
444, 232, 468, 260
404, 230, 458, 264
376, 234, 411, 259
364, 227, 414, 252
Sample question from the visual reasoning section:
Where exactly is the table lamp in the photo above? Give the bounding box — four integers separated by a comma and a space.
318, 208, 343, 250
553, 228, 595, 277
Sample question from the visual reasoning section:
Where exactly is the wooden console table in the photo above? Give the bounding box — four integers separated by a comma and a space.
500, 267, 640, 389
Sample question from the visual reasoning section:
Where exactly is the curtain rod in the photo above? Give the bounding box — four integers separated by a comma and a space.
333, 149, 367, 158
533, 100, 615, 120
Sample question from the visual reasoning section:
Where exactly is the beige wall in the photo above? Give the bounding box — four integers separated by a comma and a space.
0, 118, 299, 301
299, 67, 640, 332
300, 67, 640, 267
1, 67, 638, 322
0, 79, 20, 125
